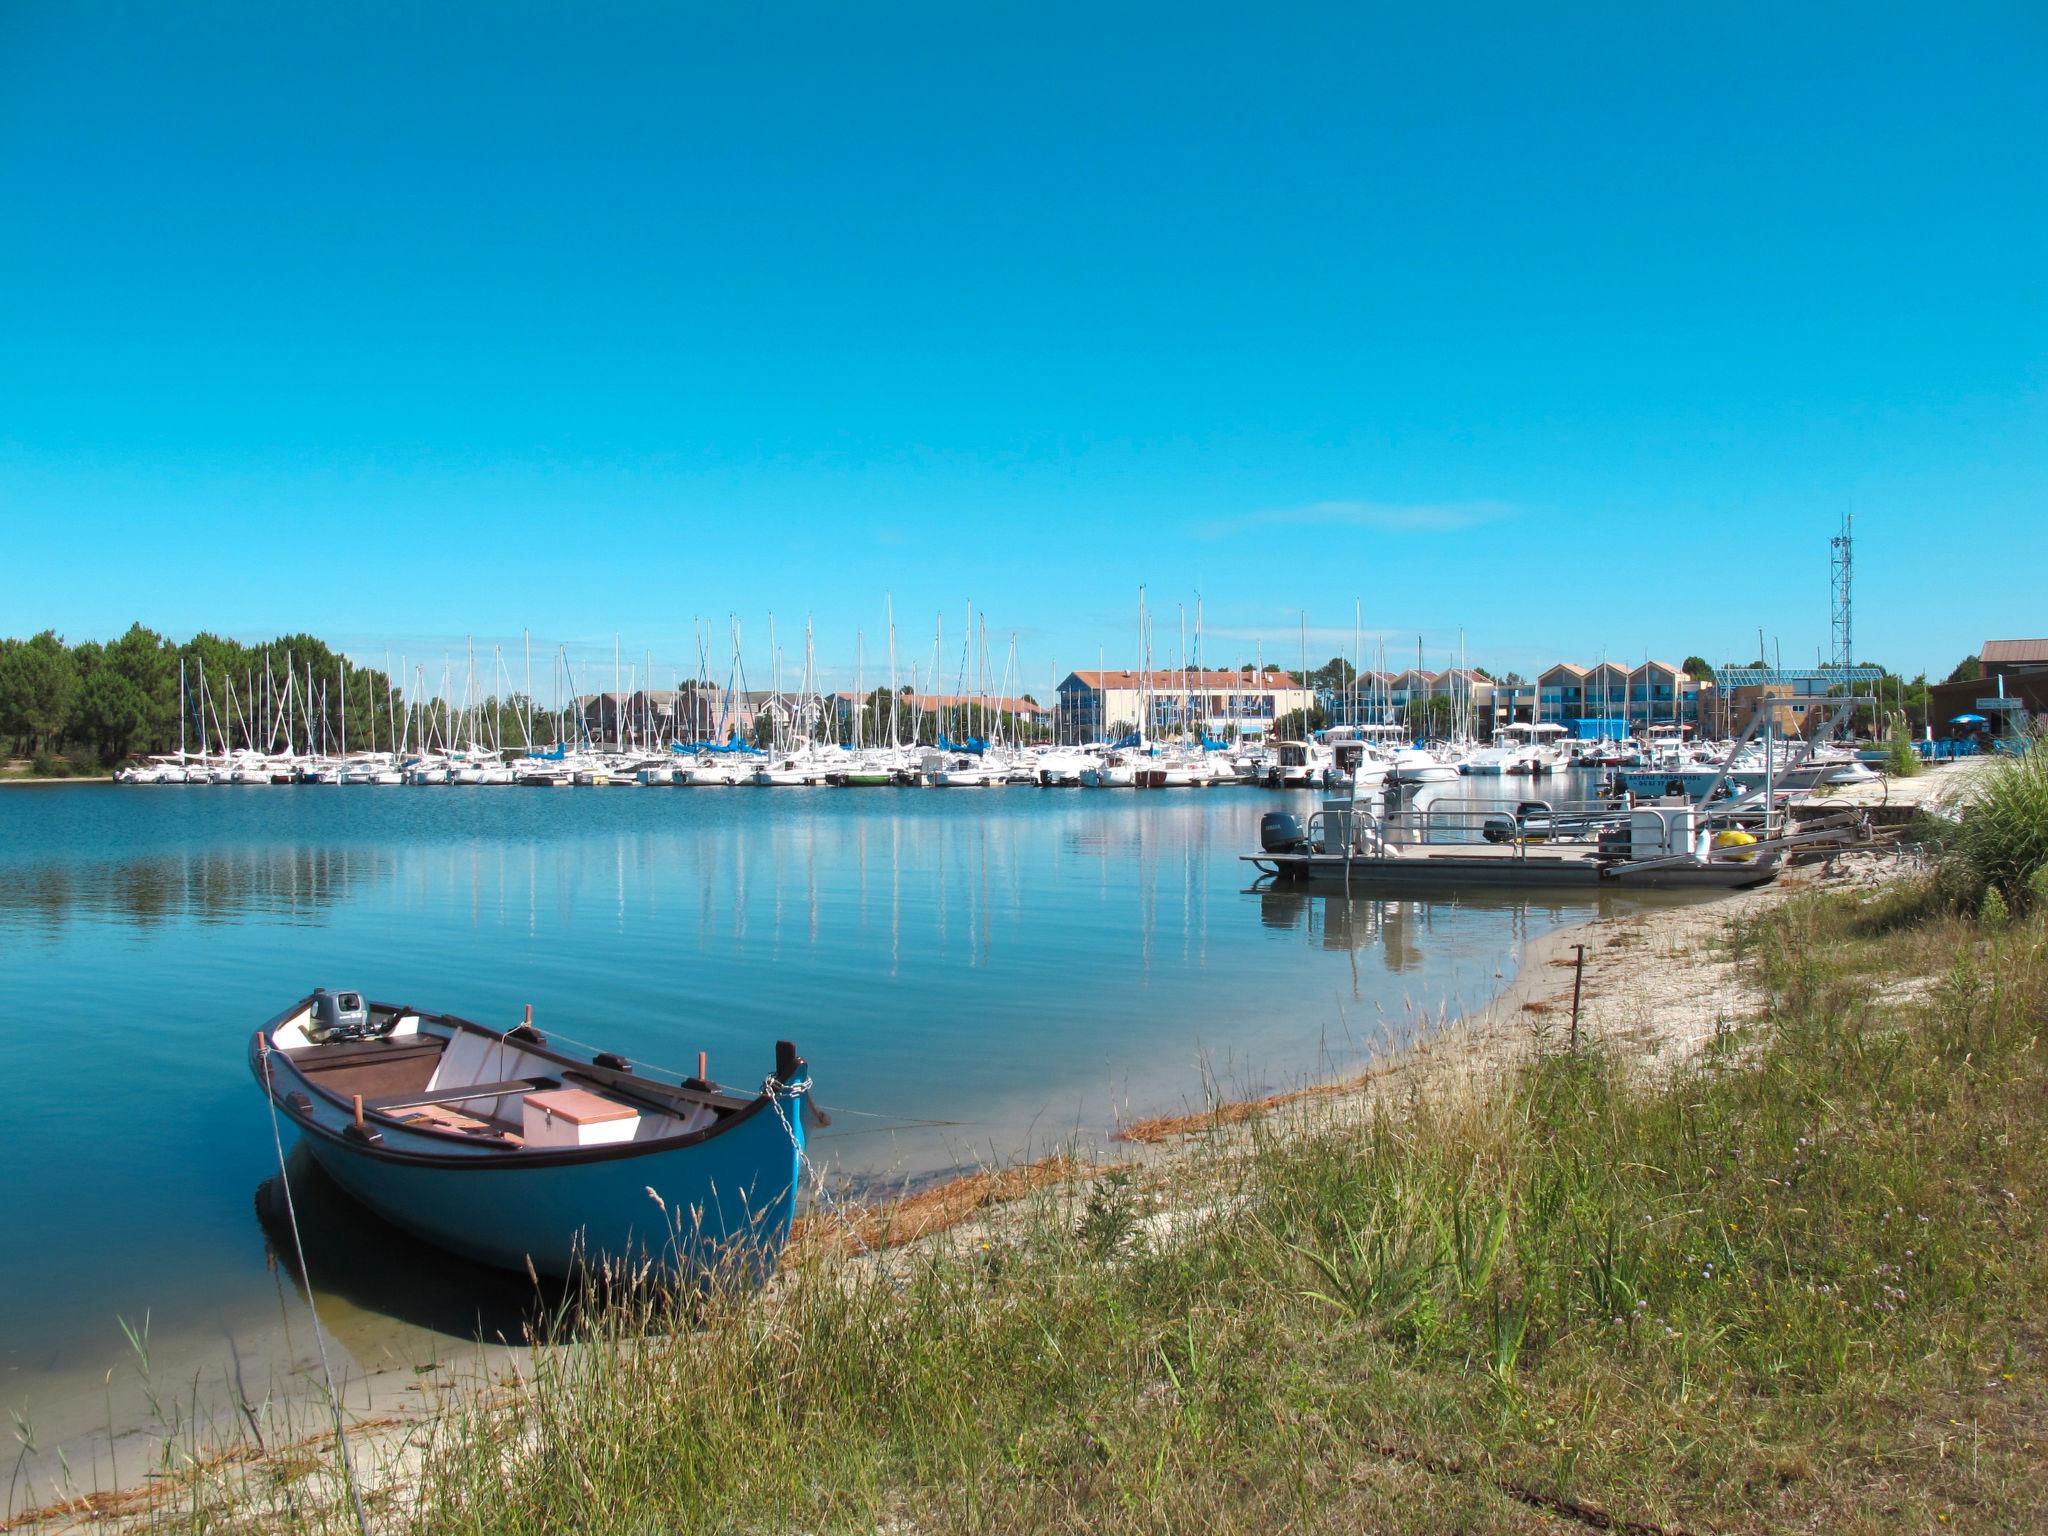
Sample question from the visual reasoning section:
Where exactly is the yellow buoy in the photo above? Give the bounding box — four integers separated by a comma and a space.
1713, 829, 1758, 864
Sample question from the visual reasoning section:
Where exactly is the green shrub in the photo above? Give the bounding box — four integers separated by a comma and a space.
1942, 731, 2048, 913
1883, 719, 1922, 777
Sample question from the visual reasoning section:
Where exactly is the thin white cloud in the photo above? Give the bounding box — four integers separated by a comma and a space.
1194, 499, 1518, 540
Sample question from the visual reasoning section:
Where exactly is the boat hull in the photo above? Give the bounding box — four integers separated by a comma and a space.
253, 1014, 807, 1281
294, 1100, 802, 1277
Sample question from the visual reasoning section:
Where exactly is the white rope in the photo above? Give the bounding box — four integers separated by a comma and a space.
765, 1079, 874, 1256
259, 1045, 374, 1536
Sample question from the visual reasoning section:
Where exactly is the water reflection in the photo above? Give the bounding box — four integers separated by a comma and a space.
5, 780, 1649, 1427
1253, 884, 1664, 975
253, 1147, 546, 1342
0, 845, 386, 931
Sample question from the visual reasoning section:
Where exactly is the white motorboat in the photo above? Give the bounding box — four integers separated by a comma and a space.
1389, 745, 1460, 785
751, 757, 826, 786
1033, 746, 1098, 786
1322, 729, 1393, 793
926, 753, 1004, 787
683, 758, 749, 786
1078, 751, 1140, 788
1263, 740, 1331, 789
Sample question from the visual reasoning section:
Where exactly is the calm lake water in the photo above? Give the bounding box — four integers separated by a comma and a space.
0, 775, 1683, 1479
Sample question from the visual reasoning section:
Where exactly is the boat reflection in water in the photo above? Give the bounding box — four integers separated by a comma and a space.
254, 1146, 556, 1347
1254, 883, 1685, 976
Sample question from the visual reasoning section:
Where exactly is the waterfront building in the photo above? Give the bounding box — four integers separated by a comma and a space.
1626, 661, 1703, 730
1536, 663, 1589, 724
1321, 670, 1396, 728
1438, 666, 1492, 728
1583, 661, 1631, 720
1925, 638, 2048, 740
1528, 660, 1709, 732
1387, 669, 1438, 725
1489, 682, 1536, 728
1714, 682, 1814, 738
1055, 669, 1312, 739
831, 692, 1051, 730
576, 687, 791, 746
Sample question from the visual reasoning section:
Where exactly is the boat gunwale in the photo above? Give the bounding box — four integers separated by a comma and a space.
251, 997, 797, 1172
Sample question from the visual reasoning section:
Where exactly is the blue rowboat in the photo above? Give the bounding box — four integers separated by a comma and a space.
250, 989, 810, 1280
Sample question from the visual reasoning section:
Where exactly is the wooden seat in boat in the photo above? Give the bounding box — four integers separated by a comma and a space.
394, 1103, 526, 1144
364, 1077, 559, 1113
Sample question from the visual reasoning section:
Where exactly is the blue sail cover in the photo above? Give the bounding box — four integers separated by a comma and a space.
1197, 730, 1229, 751
937, 735, 986, 755
535, 742, 568, 761
700, 735, 765, 755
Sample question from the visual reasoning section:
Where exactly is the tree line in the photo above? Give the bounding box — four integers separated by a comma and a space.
0, 625, 564, 771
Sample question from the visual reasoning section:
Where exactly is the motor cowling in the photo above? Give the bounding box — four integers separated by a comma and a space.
308, 987, 373, 1042
1260, 811, 1310, 854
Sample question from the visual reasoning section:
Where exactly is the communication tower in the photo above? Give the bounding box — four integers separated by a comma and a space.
1830, 512, 1853, 676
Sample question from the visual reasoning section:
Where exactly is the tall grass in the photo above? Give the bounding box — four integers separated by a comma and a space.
1884, 715, 1923, 777
60, 885, 2048, 1535
1940, 729, 2048, 914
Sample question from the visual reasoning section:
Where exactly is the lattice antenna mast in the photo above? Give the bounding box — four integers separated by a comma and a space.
1825, 512, 1856, 739
1830, 512, 1853, 677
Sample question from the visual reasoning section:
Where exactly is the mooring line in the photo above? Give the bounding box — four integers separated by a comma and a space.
259, 1042, 374, 1536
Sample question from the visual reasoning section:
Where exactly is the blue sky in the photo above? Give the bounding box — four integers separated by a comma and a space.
1, 2, 2042, 691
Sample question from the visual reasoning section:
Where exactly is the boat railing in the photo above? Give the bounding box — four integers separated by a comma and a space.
1308, 805, 1607, 861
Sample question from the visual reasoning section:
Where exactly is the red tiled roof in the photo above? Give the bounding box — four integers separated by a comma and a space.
1066, 669, 1302, 689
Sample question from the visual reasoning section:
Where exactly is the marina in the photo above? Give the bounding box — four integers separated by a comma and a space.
4, 2, 2038, 1520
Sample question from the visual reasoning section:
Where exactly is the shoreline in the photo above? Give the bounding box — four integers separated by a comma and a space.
791, 828, 1929, 1278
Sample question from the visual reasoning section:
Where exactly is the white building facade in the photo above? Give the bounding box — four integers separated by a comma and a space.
1055, 669, 1315, 740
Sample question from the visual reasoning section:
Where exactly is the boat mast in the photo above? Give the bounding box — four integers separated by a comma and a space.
886, 595, 899, 748
1138, 585, 1150, 745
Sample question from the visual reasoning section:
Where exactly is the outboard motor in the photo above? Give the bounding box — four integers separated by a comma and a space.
1487, 800, 1556, 844
1260, 810, 1310, 854
308, 986, 374, 1042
